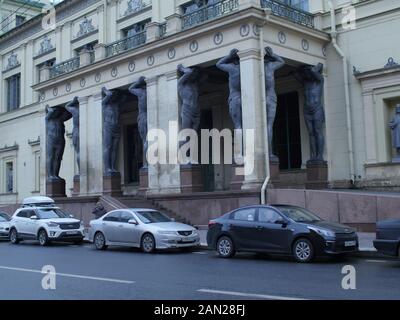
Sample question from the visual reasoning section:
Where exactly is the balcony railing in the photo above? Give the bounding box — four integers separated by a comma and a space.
182, 0, 239, 30
105, 30, 147, 57
260, 0, 315, 28
159, 22, 167, 38
50, 56, 80, 79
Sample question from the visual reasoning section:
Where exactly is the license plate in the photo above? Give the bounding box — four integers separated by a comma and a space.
345, 241, 356, 247
66, 231, 79, 235
181, 238, 193, 242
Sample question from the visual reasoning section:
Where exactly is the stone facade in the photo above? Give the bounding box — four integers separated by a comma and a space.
0, 0, 399, 209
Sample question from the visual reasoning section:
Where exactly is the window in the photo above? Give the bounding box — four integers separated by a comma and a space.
0, 213, 10, 221
37, 209, 68, 219
123, 19, 149, 38
136, 211, 171, 224
5, 162, 13, 193
6, 74, 21, 111
258, 208, 282, 224
16, 15, 26, 27
278, 206, 321, 223
280, 0, 309, 11
120, 211, 134, 223
232, 208, 256, 222
17, 210, 35, 218
103, 211, 121, 222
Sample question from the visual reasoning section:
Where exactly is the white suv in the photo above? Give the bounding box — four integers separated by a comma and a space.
9, 197, 85, 246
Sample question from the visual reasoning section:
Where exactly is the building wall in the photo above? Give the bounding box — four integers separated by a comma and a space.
0, 0, 399, 204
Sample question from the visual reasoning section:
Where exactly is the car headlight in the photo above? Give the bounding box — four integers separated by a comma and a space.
46, 222, 59, 228
158, 230, 177, 235
308, 226, 335, 237
80, 221, 85, 227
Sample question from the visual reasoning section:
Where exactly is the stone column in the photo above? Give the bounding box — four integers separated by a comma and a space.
94, 43, 107, 62
146, 22, 161, 42
55, 25, 62, 62
20, 43, 27, 107
97, 4, 106, 44
146, 76, 161, 194
79, 94, 104, 196
79, 49, 92, 67
25, 40, 34, 105
162, 71, 181, 194
238, 49, 266, 190
165, 13, 182, 36
108, 0, 118, 42
62, 22, 72, 61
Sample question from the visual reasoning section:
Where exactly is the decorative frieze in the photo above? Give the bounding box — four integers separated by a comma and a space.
76, 16, 96, 39
125, 0, 147, 16
4, 52, 20, 71
38, 35, 54, 56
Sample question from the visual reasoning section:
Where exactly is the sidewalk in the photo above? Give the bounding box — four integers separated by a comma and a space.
197, 229, 377, 254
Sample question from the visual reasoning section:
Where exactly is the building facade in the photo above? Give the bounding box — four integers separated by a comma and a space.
0, 0, 399, 221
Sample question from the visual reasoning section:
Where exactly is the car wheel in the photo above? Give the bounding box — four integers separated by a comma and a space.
94, 232, 107, 250
217, 236, 235, 258
9, 228, 19, 244
38, 229, 50, 246
141, 233, 156, 253
293, 238, 314, 263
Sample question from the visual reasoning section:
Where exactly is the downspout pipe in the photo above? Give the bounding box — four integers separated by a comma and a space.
260, 9, 271, 204
329, 5, 356, 185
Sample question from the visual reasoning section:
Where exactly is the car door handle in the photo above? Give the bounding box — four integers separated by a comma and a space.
256, 226, 264, 230
118, 225, 124, 228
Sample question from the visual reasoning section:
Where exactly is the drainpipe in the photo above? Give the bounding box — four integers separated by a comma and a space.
260, 9, 271, 204
330, 5, 355, 185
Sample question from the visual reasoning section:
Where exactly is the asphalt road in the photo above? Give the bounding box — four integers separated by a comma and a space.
0, 240, 399, 300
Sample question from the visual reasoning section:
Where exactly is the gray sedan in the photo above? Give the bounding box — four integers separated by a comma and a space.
88, 209, 200, 253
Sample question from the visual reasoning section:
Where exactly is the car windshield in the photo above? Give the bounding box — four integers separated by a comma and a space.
0, 213, 10, 222
135, 211, 172, 224
278, 207, 322, 223
37, 209, 69, 220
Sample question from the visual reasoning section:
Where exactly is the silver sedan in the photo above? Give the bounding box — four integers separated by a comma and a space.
88, 209, 200, 253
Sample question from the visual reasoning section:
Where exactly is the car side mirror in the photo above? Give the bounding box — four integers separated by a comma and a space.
275, 220, 288, 227
171, 218, 176, 222
128, 219, 138, 225
30, 215, 38, 220
69, 214, 75, 218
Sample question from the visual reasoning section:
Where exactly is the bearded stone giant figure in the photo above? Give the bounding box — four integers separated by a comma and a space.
216, 48, 242, 131
129, 77, 148, 168
264, 47, 285, 160
46, 105, 72, 180
102, 87, 122, 176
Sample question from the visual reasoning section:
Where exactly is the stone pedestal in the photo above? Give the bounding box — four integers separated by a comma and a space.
231, 164, 245, 190
72, 175, 80, 196
306, 161, 328, 189
180, 164, 203, 193
138, 167, 149, 195
269, 156, 280, 185
103, 173, 122, 197
46, 178, 66, 198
